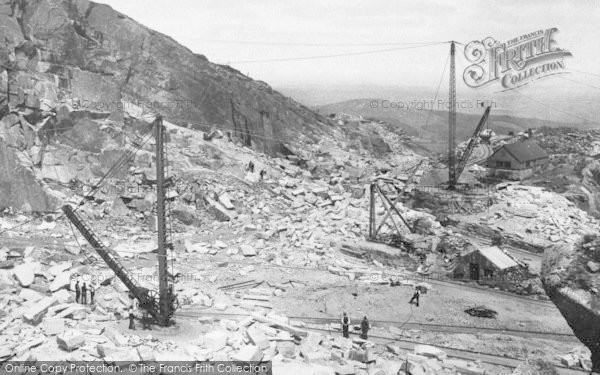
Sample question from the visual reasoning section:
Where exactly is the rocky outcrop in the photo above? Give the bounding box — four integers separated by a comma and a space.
541, 235, 600, 372
0, 140, 59, 211
0, 0, 334, 156
0, 0, 368, 212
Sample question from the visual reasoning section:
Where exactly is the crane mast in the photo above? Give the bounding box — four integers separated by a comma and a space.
63, 115, 176, 326
155, 115, 171, 326
448, 41, 457, 187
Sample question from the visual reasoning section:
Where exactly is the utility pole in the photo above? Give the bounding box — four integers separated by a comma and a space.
155, 115, 170, 326
448, 41, 457, 187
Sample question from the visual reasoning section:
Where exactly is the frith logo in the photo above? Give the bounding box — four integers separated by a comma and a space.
463, 28, 572, 90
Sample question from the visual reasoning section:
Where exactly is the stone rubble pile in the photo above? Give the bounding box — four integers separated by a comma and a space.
0, 281, 490, 375
482, 184, 599, 244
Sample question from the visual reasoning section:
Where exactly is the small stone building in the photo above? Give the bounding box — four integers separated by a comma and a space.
453, 246, 521, 282
486, 141, 548, 180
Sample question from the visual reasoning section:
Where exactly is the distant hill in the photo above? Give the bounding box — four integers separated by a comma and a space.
316, 99, 578, 142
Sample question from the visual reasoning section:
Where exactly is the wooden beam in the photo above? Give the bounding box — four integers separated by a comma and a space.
374, 185, 401, 236
377, 185, 412, 232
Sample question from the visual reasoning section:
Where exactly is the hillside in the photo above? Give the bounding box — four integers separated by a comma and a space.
0, 0, 379, 212
0, 0, 336, 156
316, 99, 580, 144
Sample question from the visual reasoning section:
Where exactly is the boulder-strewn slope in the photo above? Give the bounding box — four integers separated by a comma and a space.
541, 235, 600, 372
1, 0, 374, 212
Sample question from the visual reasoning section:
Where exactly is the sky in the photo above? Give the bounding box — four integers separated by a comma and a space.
98, 0, 600, 123
98, 0, 599, 87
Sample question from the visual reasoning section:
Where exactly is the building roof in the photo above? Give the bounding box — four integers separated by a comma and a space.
465, 246, 519, 270
498, 141, 548, 163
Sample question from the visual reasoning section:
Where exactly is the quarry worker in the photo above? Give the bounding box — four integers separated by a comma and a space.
89, 284, 95, 305
142, 310, 152, 330
341, 312, 350, 338
409, 287, 421, 307
360, 316, 369, 340
259, 169, 266, 180
81, 282, 87, 304
247, 160, 255, 173
74, 281, 80, 303
128, 307, 136, 330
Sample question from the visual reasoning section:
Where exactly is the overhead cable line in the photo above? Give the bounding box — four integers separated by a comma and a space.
228, 42, 447, 64
174, 36, 447, 47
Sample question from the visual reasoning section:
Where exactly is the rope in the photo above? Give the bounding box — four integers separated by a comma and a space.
74, 124, 155, 210
423, 51, 450, 134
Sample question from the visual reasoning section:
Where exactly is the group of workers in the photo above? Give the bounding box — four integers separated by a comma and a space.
246, 161, 267, 180
341, 287, 422, 340
341, 313, 371, 339
73, 280, 95, 305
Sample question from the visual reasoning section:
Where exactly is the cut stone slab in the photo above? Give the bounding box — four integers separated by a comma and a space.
301, 348, 330, 363
185, 239, 209, 253
348, 349, 369, 363
240, 244, 257, 257
379, 360, 404, 375
277, 340, 297, 358
13, 263, 35, 287
203, 329, 228, 351
292, 188, 306, 196
23, 296, 57, 325
98, 344, 139, 362
52, 289, 73, 303
252, 313, 308, 338
97, 343, 119, 358
53, 303, 86, 319
246, 325, 270, 350
137, 346, 156, 361
561, 354, 578, 368
19, 288, 43, 302
204, 196, 236, 221
0, 344, 13, 360
312, 187, 329, 197
49, 271, 72, 292
103, 327, 129, 346
57, 329, 86, 351
218, 193, 235, 210
414, 344, 447, 360
41, 317, 65, 335
445, 359, 486, 375
232, 344, 263, 362
214, 240, 228, 249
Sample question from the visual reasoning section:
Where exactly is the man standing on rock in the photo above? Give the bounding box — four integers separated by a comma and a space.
128, 307, 135, 330
341, 312, 350, 338
81, 282, 87, 304
89, 284, 95, 305
360, 316, 370, 340
409, 287, 421, 307
74, 280, 80, 303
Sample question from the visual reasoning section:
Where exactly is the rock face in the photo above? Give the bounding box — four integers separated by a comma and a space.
0, 141, 59, 211
0, 0, 362, 212
541, 235, 600, 372
0, 0, 332, 156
